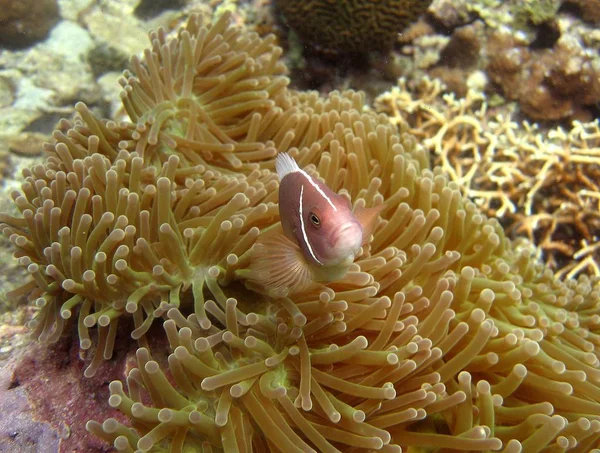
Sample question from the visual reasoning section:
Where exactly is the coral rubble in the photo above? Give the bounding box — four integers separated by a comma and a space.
2, 11, 600, 453
393, 0, 600, 124
562, 0, 600, 24
486, 29, 600, 121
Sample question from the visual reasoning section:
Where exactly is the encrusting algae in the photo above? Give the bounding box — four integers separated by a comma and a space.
2, 11, 600, 453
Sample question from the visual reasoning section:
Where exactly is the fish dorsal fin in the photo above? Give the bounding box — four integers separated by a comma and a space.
275, 152, 300, 180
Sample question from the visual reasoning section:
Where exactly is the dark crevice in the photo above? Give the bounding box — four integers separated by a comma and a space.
7, 377, 20, 389
529, 20, 561, 49
133, 0, 185, 20
558, 2, 583, 19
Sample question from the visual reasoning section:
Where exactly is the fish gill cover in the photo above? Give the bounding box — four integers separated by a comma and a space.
1, 11, 600, 453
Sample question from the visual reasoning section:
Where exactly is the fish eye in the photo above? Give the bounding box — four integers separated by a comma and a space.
309, 212, 321, 227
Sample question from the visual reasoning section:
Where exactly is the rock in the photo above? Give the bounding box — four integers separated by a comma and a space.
4, 21, 96, 104
486, 29, 600, 121
438, 22, 483, 68
0, 0, 60, 49
134, 0, 186, 20
97, 71, 127, 119
6, 332, 132, 452
0, 77, 15, 109
563, 0, 600, 24
0, 351, 60, 453
87, 43, 130, 78
84, 8, 149, 59
12, 79, 55, 111
57, 0, 94, 22
428, 0, 472, 29
44, 20, 93, 61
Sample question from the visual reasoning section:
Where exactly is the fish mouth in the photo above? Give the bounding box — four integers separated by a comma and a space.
329, 221, 363, 261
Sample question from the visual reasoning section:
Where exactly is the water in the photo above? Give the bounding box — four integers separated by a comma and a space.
0, 1, 599, 452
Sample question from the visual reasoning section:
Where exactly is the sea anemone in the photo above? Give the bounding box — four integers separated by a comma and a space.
86, 87, 600, 449
115, 12, 290, 172
0, 13, 287, 376
2, 11, 600, 453
0, 110, 280, 377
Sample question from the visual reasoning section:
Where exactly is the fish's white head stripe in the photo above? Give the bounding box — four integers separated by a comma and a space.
298, 184, 323, 265
299, 169, 337, 212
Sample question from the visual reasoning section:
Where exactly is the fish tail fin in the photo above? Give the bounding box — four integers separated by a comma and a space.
249, 232, 317, 297
355, 203, 385, 245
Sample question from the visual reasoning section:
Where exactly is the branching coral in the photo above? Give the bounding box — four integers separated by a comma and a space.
376, 76, 600, 280
3, 11, 600, 453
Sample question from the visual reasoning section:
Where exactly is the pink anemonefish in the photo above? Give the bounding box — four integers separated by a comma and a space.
250, 152, 383, 297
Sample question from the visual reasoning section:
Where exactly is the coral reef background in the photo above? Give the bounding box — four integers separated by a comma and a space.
0, 0, 599, 452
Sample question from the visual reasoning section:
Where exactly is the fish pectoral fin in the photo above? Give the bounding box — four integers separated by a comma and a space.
354, 204, 385, 245
311, 262, 351, 283
249, 232, 316, 297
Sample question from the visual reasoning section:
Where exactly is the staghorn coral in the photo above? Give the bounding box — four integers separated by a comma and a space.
375, 76, 600, 279
274, 0, 433, 56
3, 11, 600, 453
